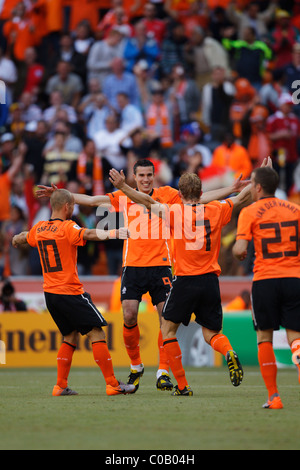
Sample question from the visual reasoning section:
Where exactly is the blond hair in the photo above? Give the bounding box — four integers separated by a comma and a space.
178, 173, 202, 202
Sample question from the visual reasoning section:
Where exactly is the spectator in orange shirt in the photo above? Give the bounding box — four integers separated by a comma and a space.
69, 0, 102, 32
229, 77, 257, 142
0, 0, 22, 21
122, 0, 147, 19
3, 2, 37, 62
164, 0, 209, 37
223, 290, 251, 311
211, 131, 253, 181
43, 0, 63, 34
28, 0, 48, 48
246, 104, 271, 169
96, 3, 132, 39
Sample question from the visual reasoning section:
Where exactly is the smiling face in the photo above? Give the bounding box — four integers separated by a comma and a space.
134, 165, 155, 194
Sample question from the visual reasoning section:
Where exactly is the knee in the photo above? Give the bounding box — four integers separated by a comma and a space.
161, 318, 178, 340
123, 307, 138, 326
87, 327, 105, 343
64, 331, 78, 345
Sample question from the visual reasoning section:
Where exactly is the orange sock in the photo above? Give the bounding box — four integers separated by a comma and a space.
56, 341, 76, 389
210, 334, 233, 357
92, 340, 119, 387
258, 341, 278, 398
291, 338, 300, 384
158, 330, 169, 371
163, 338, 188, 390
123, 323, 142, 366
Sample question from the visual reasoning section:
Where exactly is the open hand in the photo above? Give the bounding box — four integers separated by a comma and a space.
36, 183, 58, 198
109, 169, 126, 189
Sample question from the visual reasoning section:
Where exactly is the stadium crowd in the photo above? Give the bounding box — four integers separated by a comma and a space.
0, 0, 300, 279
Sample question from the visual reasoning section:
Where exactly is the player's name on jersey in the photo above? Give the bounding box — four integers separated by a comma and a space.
255, 198, 299, 219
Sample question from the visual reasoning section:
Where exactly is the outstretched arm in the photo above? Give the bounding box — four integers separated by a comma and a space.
201, 157, 272, 203
200, 173, 249, 204
12, 228, 129, 249
36, 184, 111, 207
83, 227, 130, 241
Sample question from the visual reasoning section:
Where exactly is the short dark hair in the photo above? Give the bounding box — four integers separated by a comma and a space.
133, 159, 155, 175
252, 167, 279, 195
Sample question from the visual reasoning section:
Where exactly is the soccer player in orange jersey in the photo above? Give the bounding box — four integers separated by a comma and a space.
233, 167, 300, 409
37, 159, 249, 392
108, 166, 259, 395
12, 188, 135, 397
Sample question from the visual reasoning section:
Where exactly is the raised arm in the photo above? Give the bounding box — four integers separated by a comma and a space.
73, 193, 111, 207
36, 184, 111, 207
200, 174, 249, 204
228, 182, 252, 208
201, 157, 272, 203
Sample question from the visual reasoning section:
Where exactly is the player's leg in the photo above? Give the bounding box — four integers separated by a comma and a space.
286, 329, 300, 384
150, 267, 173, 390
87, 327, 135, 395
121, 267, 145, 390
256, 329, 283, 409
161, 276, 197, 395
252, 279, 284, 408
196, 273, 243, 387
122, 299, 144, 391
52, 330, 78, 396
44, 293, 79, 397
156, 301, 173, 391
203, 327, 244, 387
161, 317, 192, 396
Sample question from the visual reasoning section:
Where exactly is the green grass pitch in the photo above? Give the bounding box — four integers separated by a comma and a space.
0, 366, 299, 450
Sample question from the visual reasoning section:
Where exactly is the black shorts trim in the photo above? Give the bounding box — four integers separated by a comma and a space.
45, 291, 107, 336
162, 273, 223, 330
120, 266, 172, 306
252, 277, 300, 332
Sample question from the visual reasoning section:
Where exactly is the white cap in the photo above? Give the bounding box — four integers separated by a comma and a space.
0, 132, 14, 143
278, 93, 294, 106
25, 121, 38, 132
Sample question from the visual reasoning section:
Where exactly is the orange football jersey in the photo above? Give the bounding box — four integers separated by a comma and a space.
27, 218, 87, 294
236, 197, 300, 281
108, 186, 181, 267
169, 199, 234, 276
